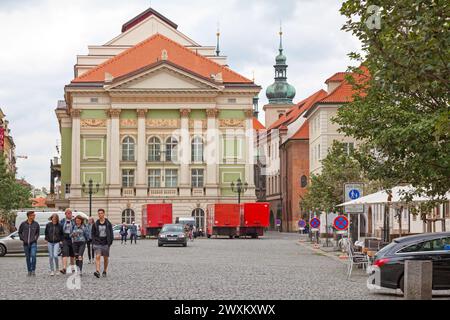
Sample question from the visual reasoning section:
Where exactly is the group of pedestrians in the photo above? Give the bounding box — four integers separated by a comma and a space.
119, 222, 138, 245
18, 208, 113, 278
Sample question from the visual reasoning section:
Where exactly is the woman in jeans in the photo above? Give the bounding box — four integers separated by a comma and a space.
70, 215, 90, 275
45, 214, 63, 276
86, 217, 95, 264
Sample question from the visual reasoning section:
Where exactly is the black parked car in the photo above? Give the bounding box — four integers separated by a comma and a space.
158, 224, 187, 247
372, 232, 450, 292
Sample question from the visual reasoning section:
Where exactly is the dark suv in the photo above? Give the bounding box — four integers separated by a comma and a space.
372, 232, 450, 292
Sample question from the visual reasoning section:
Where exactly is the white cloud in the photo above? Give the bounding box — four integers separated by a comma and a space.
0, 0, 361, 187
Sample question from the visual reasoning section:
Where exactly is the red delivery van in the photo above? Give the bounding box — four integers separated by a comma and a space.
240, 202, 270, 238
141, 204, 173, 237
206, 204, 240, 239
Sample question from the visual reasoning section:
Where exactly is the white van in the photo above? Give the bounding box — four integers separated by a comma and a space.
15, 211, 89, 228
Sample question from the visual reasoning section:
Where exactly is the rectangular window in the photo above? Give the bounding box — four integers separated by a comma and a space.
343, 142, 355, 155
65, 184, 71, 194
317, 144, 321, 160
165, 169, 178, 188
122, 169, 135, 188
191, 169, 204, 188
148, 169, 161, 188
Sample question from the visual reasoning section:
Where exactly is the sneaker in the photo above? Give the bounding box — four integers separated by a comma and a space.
102, 271, 107, 278
94, 271, 100, 278
50, 271, 55, 276
31, 271, 36, 276
27, 272, 32, 277
60, 269, 66, 275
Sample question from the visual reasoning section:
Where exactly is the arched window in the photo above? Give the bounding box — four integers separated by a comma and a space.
122, 137, 135, 161
166, 137, 178, 162
191, 136, 204, 162
148, 137, 161, 162
192, 208, 205, 229
122, 209, 135, 224
300, 175, 308, 188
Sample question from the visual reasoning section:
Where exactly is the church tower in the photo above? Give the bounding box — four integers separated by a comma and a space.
263, 27, 296, 128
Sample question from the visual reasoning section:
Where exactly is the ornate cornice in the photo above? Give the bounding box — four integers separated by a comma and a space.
107, 109, 121, 118
206, 109, 220, 118
81, 119, 107, 128
219, 119, 245, 128
180, 109, 191, 118
111, 96, 216, 103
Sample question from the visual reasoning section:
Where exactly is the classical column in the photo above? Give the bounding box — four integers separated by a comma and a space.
205, 108, 220, 197
108, 109, 121, 197
70, 109, 82, 198
179, 109, 191, 196
244, 109, 256, 197
136, 109, 148, 197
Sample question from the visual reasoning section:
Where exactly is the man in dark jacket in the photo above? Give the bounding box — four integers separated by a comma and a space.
92, 208, 113, 278
18, 211, 40, 276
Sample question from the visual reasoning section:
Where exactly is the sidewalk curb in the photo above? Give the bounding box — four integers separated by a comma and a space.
296, 241, 348, 265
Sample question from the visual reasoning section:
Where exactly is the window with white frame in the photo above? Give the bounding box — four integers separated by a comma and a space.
343, 142, 355, 155
148, 169, 161, 188
191, 137, 204, 162
191, 169, 204, 188
122, 137, 135, 161
122, 169, 135, 188
166, 137, 178, 162
148, 137, 161, 162
165, 169, 178, 188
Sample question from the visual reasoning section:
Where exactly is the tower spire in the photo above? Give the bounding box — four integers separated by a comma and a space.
279, 22, 283, 54
216, 22, 221, 56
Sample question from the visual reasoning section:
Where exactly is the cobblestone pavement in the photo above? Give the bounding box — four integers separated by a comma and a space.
0, 232, 408, 300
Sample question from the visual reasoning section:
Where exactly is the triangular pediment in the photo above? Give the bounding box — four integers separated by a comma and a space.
106, 63, 221, 91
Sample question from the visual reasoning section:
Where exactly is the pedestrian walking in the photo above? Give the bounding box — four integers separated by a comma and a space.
129, 221, 138, 244
119, 222, 128, 245
92, 209, 114, 278
86, 217, 95, 264
18, 211, 40, 276
71, 215, 90, 275
45, 214, 63, 276
60, 209, 76, 274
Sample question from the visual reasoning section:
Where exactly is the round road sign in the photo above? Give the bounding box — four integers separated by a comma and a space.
333, 215, 349, 231
310, 218, 320, 229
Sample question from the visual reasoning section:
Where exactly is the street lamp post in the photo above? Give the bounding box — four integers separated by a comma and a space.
82, 179, 100, 217
230, 178, 248, 204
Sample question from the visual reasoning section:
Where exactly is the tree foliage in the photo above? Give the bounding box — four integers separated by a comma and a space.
335, 0, 450, 200
301, 141, 381, 213
0, 154, 32, 226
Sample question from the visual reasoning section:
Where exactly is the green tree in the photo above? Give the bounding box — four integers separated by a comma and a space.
301, 141, 381, 213
0, 154, 32, 227
335, 0, 450, 200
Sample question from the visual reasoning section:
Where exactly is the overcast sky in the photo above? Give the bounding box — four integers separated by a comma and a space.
0, 0, 361, 189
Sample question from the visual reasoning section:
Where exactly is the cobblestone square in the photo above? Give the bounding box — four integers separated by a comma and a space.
0, 232, 404, 300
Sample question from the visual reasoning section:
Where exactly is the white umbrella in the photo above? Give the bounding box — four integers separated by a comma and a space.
337, 185, 450, 207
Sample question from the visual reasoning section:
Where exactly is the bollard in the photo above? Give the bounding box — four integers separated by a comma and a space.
404, 260, 433, 300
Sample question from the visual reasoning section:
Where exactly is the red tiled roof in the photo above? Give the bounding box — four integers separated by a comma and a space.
72, 33, 252, 84
325, 72, 347, 84
253, 117, 265, 130
319, 66, 370, 104
291, 121, 309, 140
268, 89, 327, 130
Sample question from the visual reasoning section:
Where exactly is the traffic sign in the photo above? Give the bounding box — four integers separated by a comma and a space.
344, 183, 364, 213
298, 220, 306, 229
310, 218, 320, 229
333, 215, 349, 231
276, 219, 281, 227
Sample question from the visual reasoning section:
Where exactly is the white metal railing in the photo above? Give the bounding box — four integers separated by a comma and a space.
148, 188, 179, 196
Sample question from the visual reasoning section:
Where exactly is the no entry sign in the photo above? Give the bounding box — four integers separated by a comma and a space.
333, 215, 349, 231
310, 218, 320, 229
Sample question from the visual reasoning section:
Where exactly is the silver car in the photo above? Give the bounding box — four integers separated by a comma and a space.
0, 225, 48, 257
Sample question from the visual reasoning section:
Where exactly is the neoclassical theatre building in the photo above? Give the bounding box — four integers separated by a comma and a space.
55, 8, 263, 227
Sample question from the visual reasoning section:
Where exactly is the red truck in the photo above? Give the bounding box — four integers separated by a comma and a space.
239, 202, 270, 238
141, 204, 173, 237
206, 204, 241, 238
